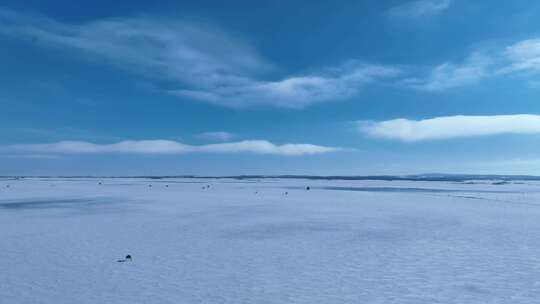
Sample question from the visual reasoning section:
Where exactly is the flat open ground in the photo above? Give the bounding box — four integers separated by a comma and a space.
1, 177, 540, 303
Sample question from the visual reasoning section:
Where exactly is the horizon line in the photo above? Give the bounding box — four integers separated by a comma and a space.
2, 173, 540, 182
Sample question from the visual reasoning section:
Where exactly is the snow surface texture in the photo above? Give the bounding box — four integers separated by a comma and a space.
1, 177, 540, 303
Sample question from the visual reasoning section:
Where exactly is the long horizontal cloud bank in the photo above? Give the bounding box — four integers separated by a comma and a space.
358, 114, 540, 141
0, 140, 340, 156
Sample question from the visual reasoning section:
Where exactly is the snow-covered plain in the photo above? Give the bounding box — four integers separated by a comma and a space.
2, 177, 540, 303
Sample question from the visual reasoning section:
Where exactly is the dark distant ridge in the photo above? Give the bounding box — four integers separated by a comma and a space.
2, 174, 540, 182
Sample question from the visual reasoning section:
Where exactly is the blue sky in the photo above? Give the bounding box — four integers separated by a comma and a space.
2, 0, 540, 175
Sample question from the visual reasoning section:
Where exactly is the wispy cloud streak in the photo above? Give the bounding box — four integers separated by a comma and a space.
401, 53, 492, 91
388, 0, 451, 19
500, 39, 540, 74
171, 62, 401, 108
0, 9, 399, 109
3, 7, 540, 102
196, 132, 235, 141
402, 38, 540, 91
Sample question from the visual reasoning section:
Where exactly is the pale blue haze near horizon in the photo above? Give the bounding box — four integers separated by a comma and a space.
2, 0, 540, 175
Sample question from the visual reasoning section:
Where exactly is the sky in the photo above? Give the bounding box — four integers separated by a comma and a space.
1, 0, 540, 176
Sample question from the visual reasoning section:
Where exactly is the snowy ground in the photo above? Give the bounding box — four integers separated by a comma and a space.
1, 177, 540, 303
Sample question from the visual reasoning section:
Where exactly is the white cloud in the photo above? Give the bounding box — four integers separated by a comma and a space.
500, 38, 540, 74
358, 114, 540, 141
0, 9, 400, 109
171, 62, 401, 108
5, 8, 540, 102
401, 53, 492, 91
196, 131, 235, 141
402, 39, 540, 92
0, 140, 340, 156
0, 9, 267, 90
388, 0, 451, 19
